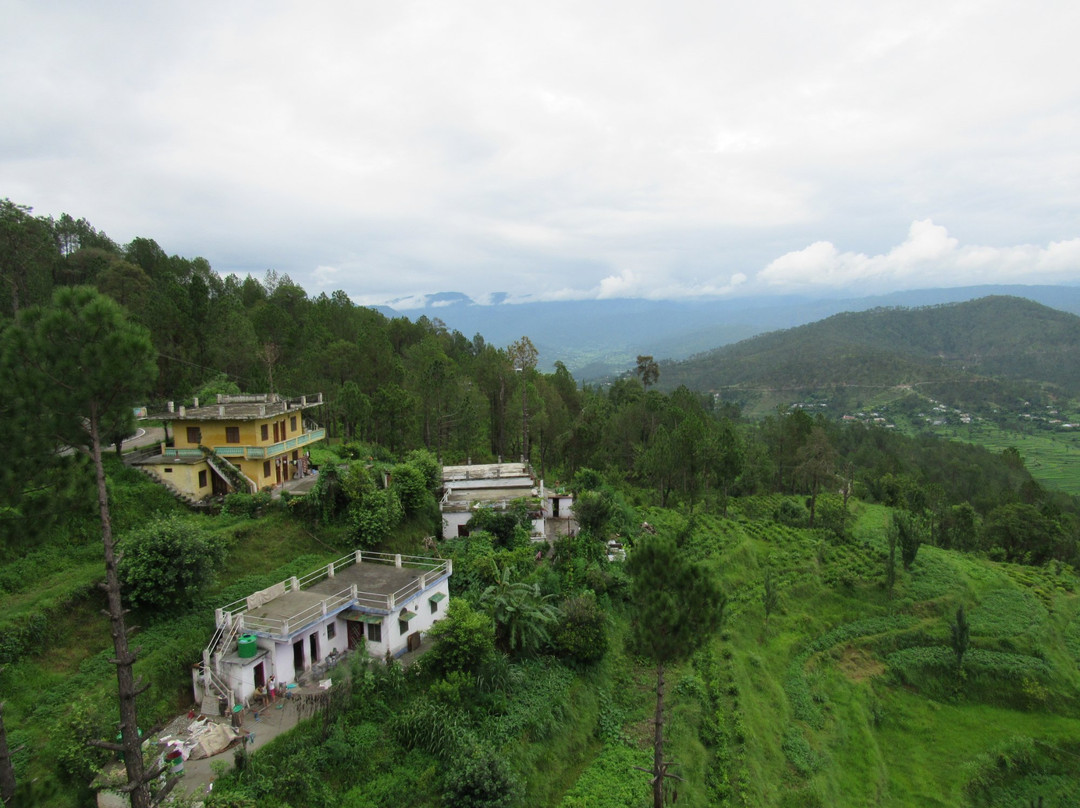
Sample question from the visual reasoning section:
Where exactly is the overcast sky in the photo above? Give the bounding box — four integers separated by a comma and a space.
3, 0, 1079, 308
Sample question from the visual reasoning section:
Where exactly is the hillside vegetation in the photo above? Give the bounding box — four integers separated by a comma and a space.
3, 199, 1080, 807
659, 297, 1080, 412
6, 460, 1080, 807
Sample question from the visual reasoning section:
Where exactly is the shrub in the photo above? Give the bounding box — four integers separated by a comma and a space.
118, 514, 227, 609
350, 488, 404, 548
442, 747, 524, 808
425, 600, 496, 677
552, 592, 608, 664
391, 462, 428, 515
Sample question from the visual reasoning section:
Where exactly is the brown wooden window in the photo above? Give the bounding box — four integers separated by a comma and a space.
198, 470, 208, 488
186, 427, 201, 444
261, 424, 269, 441
290, 416, 297, 432
263, 461, 271, 478
225, 426, 240, 443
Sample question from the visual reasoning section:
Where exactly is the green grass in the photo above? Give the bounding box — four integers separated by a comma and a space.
8, 463, 1080, 807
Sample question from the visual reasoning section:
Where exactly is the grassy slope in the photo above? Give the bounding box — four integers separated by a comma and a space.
638, 502, 1080, 807
7, 468, 1080, 807
0, 507, 341, 808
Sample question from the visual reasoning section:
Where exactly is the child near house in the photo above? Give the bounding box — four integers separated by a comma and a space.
267, 675, 277, 703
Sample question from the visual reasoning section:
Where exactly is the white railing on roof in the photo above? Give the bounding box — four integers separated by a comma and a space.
215, 551, 450, 637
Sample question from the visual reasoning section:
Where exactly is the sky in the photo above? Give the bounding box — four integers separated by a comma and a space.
3, 0, 1079, 308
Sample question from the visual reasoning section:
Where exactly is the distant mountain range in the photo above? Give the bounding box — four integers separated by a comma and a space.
377, 285, 1080, 380
657, 295, 1080, 414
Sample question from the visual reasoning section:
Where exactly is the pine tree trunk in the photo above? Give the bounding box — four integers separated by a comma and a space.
653, 661, 665, 808
90, 406, 151, 808
0, 703, 16, 806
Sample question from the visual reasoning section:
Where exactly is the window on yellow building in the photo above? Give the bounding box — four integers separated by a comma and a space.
261, 424, 269, 441
263, 461, 271, 478
226, 427, 240, 443
187, 427, 201, 444
199, 470, 208, 488
290, 416, 297, 432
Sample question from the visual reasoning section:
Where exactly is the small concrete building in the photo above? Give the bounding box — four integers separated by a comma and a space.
440, 462, 537, 539
440, 462, 575, 541
194, 551, 451, 712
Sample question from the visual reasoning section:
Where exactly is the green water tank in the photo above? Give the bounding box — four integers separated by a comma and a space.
237, 634, 257, 658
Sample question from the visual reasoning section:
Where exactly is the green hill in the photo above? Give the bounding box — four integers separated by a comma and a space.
659, 297, 1080, 408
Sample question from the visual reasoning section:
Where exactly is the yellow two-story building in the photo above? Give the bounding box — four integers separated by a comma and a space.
135, 393, 326, 501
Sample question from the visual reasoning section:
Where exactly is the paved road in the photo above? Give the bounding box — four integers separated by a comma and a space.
121, 425, 165, 452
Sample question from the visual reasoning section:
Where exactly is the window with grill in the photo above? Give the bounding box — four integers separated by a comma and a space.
225, 426, 240, 443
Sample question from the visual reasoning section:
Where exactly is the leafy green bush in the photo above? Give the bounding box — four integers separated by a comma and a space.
466, 500, 532, 549
221, 491, 271, 518
425, 600, 496, 677
442, 746, 524, 808
783, 728, 827, 776
391, 462, 428, 515
350, 487, 404, 548
552, 592, 608, 664
118, 514, 227, 609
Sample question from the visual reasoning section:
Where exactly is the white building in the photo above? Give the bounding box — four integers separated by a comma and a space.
194, 551, 451, 712
439, 463, 576, 541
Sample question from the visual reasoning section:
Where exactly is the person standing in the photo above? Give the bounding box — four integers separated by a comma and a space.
267, 674, 277, 703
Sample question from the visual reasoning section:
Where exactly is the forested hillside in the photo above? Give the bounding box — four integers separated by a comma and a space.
659, 297, 1080, 411
3, 197, 1080, 807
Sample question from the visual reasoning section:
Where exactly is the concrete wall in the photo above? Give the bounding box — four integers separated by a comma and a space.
175, 415, 301, 450
149, 461, 211, 500
442, 511, 471, 539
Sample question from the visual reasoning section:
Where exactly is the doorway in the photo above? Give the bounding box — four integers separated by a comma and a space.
253, 661, 265, 689
293, 639, 304, 673
309, 633, 320, 663
347, 622, 364, 650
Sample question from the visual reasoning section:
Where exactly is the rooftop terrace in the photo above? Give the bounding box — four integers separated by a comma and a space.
216, 551, 451, 639
153, 393, 324, 422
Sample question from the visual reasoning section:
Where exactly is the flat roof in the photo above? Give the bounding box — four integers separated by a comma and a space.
152, 393, 323, 422
442, 462, 529, 481
229, 554, 450, 639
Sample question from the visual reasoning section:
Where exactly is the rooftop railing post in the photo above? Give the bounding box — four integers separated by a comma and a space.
282, 619, 289, 635
355, 550, 362, 565
327, 563, 335, 579
395, 553, 402, 568
351, 584, 358, 599
290, 576, 300, 592
419, 572, 427, 590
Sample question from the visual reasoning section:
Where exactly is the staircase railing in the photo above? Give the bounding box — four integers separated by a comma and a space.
204, 448, 257, 494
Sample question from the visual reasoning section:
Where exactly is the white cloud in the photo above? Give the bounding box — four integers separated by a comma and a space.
2, 1, 1080, 304
758, 220, 1080, 292
311, 265, 340, 288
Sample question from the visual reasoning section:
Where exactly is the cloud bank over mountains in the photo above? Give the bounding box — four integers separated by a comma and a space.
2, 1, 1078, 306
